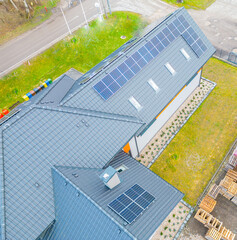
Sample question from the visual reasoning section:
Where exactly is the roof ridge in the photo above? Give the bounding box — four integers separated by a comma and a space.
35, 105, 145, 125
53, 167, 137, 240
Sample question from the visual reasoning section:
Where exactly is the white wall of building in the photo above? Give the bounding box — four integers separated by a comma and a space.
129, 70, 202, 157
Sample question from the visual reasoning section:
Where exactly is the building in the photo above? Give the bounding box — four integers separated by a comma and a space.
0, 7, 215, 240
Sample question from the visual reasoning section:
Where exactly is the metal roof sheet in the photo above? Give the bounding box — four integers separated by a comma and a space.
62, 8, 215, 125
0, 106, 143, 240
55, 151, 184, 240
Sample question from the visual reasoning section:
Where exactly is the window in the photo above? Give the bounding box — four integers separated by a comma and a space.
180, 48, 191, 61
165, 62, 176, 75
116, 165, 128, 173
147, 79, 160, 93
128, 96, 143, 111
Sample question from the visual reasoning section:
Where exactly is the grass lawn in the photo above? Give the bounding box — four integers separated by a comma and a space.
162, 0, 216, 10
151, 58, 237, 206
0, 12, 145, 110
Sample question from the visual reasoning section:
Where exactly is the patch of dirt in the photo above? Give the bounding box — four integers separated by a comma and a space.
151, 202, 190, 240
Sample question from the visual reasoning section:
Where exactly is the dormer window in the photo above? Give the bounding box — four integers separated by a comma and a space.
180, 48, 191, 61
128, 96, 143, 111
165, 62, 176, 76
148, 79, 160, 93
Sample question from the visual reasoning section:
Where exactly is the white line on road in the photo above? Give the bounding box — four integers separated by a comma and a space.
68, 15, 80, 24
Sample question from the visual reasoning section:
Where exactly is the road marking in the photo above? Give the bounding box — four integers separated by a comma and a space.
0, 15, 96, 78
68, 15, 79, 23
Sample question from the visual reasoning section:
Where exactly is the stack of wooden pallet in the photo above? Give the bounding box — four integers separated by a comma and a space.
205, 228, 222, 240
195, 209, 236, 240
225, 147, 237, 171
219, 226, 236, 240
199, 195, 217, 213
194, 209, 222, 231
220, 169, 237, 201
208, 184, 221, 199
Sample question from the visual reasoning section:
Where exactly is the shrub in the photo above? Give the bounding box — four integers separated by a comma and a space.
173, 214, 175, 217
160, 232, 163, 236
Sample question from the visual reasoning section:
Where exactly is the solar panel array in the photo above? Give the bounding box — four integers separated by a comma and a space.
108, 184, 155, 224
93, 14, 207, 100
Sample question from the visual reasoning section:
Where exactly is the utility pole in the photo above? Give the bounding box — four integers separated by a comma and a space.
60, 6, 72, 35
100, 0, 107, 18
107, 0, 111, 15
80, 0, 89, 27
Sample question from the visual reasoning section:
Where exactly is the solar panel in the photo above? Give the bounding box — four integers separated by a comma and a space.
93, 14, 208, 100
108, 184, 155, 224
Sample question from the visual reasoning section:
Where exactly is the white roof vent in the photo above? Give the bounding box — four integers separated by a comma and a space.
148, 79, 160, 93
165, 62, 176, 76
180, 48, 191, 61
128, 96, 143, 111
100, 166, 121, 189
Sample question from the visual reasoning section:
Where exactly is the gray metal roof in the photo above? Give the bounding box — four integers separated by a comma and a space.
0, 7, 215, 240
0, 105, 143, 240
61, 8, 215, 125
55, 151, 184, 240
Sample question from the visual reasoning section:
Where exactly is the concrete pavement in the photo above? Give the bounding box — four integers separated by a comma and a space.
0, 0, 237, 77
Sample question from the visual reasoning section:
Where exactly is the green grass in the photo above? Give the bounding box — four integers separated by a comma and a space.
162, 0, 216, 10
151, 58, 237, 206
0, 12, 145, 110
0, 0, 60, 45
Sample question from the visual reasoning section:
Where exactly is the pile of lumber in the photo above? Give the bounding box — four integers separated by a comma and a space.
199, 195, 217, 213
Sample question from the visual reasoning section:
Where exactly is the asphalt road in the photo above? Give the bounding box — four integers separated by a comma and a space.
0, 0, 237, 77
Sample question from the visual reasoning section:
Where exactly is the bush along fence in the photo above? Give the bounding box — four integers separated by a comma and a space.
147, 77, 216, 168
23, 78, 52, 101
214, 46, 237, 66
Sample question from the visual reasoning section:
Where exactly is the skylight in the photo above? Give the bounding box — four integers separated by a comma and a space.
165, 63, 176, 76
180, 48, 191, 61
147, 79, 160, 93
128, 97, 142, 111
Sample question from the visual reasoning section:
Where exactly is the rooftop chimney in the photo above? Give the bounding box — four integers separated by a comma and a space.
100, 166, 121, 189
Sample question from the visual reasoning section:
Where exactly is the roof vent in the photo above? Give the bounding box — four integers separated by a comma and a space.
100, 166, 121, 189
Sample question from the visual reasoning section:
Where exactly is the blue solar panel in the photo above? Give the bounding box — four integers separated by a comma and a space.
118, 63, 129, 73
108, 184, 155, 224
132, 184, 145, 195
116, 75, 127, 87
100, 88, 113, 100
137, 58, 147, 68
138, 46, 148, 56
110, 68, 120, 80
123, 69, 134, 80
125, 188, 139, 200
93, 14, 208, 100
125, 57, 135, 67
143, 52, 153, 63
94, 81, 106, 93
102, 75, 113, 86
108, 81, 120, 93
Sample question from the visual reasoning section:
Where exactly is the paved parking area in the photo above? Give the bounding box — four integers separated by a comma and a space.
112, 0, 237, 52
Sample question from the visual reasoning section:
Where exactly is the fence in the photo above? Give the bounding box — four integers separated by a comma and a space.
214, 46, 237, 66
